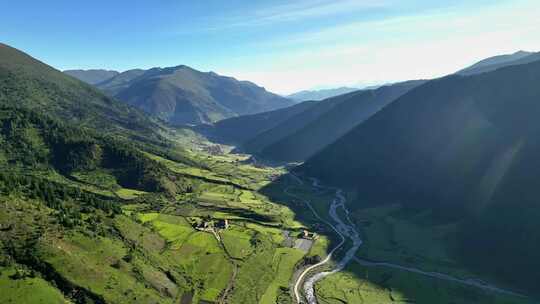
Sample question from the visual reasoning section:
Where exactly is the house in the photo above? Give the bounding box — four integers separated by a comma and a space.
193, 219, 212, 231
193, 218, 229, 231
301, 229, 317, 240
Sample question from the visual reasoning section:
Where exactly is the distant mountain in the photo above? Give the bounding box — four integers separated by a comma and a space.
299, 59, 540, 293
0, 43, 166, 144
96, 69, 146, 95
286, 87, 359, 102
63, 69, 119, 85
94, 66, 294, 125
241, 91, 353, 155
255, 80, 424, 162
195, 100, 317, 145
457, 50, 539, 75
238, 81, 423, 162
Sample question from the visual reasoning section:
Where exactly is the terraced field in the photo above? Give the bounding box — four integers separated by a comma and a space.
3, 139, 532, 304
119, 150, 313, 303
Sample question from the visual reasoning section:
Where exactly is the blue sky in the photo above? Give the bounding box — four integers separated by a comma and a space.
2, 0, 540, 94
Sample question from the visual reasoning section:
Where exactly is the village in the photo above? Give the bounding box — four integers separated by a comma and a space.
189, 216, 319, 253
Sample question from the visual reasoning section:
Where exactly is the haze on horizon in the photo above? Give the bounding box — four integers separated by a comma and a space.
2, 0, 539, 94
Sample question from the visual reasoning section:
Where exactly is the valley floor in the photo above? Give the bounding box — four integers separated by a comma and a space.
281, 176, 533, 304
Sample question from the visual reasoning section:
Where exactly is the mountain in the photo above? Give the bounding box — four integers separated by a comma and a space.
63, 69, 119, 85
95, 66, 294, 125
457, 50, 539, 75
239, 81, 423, 162
95, 68, 147, 95
194, 100, 317, 145
0, 43, 305, 304
287, 87, 359, 102
240, 90, 355, 155
0, 43, 168, 145
299, 59, 540, 293
255, 80, 424, 162
0, 106, 184, 194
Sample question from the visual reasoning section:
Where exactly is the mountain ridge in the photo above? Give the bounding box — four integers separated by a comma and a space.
66, 65, 295, 125
63, 69, 119, 85
456, 50, 539, 75
286, 86, 359, 102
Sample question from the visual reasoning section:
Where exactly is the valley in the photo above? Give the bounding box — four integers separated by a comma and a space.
2, 119, 533, 303
2, 3, 540, 302
279, 174, 531, 304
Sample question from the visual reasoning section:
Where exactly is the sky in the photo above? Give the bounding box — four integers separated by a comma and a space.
2, 0, 540, 94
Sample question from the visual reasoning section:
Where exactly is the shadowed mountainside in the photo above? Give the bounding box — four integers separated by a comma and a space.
194, 100, 318, 145
256, 80, 424, 162
299, 59, 540, 294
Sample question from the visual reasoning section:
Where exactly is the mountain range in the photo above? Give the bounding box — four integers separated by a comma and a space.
2, 40, 540, 302
246, 80, 424, 162
195, 100, 317, 145
66, 67, 294, 125
299, 57, 540, 293
286, 86, 359, 102
201, 50, 540, 165
203, 80, 425, 162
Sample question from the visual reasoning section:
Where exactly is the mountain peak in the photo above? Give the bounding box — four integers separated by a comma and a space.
93, 64, 294, 125
514, 50, 532, 55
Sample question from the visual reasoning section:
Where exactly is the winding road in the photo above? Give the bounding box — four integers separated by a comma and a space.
285, 173, 526, 304
286, 175, 362, 304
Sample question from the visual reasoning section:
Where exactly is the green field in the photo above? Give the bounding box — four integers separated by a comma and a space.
315, 263, 533, 304
2, 135, 531, 304
0, 267, 71, 304
294, 194, 536, 304
260, 247, 305, 304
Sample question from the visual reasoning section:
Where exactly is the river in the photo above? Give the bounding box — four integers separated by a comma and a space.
287, 174, 526, 303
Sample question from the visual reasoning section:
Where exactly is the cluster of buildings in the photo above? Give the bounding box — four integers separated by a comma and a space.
191, 217, 229, 231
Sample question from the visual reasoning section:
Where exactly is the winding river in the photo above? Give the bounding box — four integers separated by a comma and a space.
286, 174, 526, 304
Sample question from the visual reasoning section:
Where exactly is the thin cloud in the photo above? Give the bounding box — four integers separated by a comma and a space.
248, 0, 534, 53
174, 0, 391, 34
221, 0, 540, 94
249, 0, 389, 23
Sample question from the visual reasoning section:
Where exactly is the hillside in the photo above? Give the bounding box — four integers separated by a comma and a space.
0, 105, 310, 304
0, 44, 313, 304
63, 69, 119, 85
287, 87, 359, 102
457, 50, 539, 75
96, 66, 294, 125
194, 100, 317, 145
299, 59, 540, 294
240, 90, 361, 155
93, 69, 147, 95
258, 80, 424, 162
0, 43, 167, 145
0, 106, 184, 194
